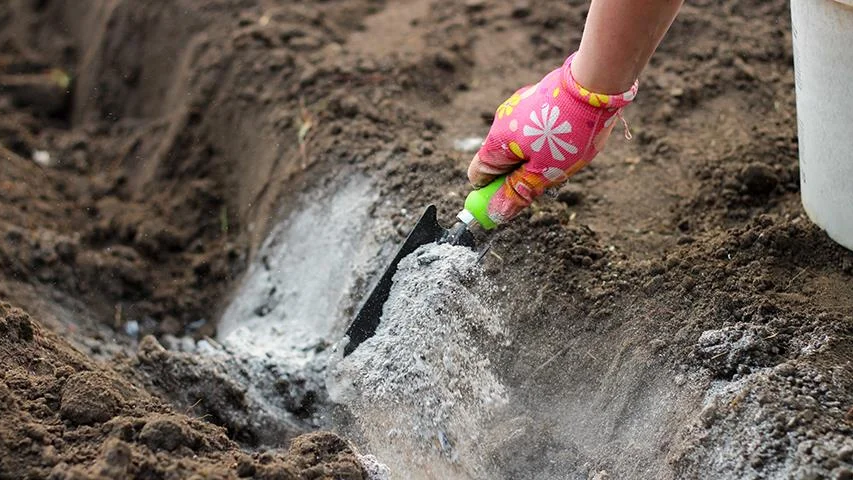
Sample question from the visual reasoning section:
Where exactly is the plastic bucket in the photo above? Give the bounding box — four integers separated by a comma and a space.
791, 0, 853, 251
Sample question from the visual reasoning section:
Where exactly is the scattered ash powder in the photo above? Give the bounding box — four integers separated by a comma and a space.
328, 242, 509, 478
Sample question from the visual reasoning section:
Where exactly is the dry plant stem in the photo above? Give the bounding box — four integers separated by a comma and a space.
573, 0, 684, 93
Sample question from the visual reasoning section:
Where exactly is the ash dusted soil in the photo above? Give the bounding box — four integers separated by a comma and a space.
0, 0, 852, 479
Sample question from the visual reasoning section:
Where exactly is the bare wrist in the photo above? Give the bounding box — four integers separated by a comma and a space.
571, 50, 641, 94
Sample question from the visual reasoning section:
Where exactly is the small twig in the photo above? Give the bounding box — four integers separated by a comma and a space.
219, 205, 229, 235
710, 351, 728, 360
297, 97, 314, 169
203, 336, 224, 350
525, 345, 573, 385
114, 304, 123, 329
785, 268, 807, 291
185, 398, 203, 415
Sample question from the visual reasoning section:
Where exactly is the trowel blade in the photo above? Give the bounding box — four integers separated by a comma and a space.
343, 205, 474, 357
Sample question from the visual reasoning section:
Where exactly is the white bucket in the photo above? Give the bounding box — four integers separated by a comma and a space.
791, 0, 853, 251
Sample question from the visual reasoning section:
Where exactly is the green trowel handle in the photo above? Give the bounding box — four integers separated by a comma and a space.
464, 175, 506, 231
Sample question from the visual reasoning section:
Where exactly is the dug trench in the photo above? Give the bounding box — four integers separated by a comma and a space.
1, 0, 853, 479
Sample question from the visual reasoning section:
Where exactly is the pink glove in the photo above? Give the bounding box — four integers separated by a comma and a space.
468, 53, 638, 224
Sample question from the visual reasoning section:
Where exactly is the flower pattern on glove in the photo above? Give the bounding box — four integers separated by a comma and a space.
496, 92, 521, 119
523, 104, 577, 161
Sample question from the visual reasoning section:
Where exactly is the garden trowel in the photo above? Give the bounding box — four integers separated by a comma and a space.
342, 176, 505, 357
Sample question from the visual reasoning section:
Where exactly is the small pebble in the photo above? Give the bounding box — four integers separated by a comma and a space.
453, 136, 484, 153
32, 150, 52, 166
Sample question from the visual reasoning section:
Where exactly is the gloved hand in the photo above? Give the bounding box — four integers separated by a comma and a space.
467, 53, 638, 224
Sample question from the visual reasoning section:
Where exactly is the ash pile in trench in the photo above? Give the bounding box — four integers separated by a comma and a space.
328, 242, 511, 479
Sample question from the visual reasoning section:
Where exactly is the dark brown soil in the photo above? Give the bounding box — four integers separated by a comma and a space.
0, 303, 364, 479
1, 0, 852, 478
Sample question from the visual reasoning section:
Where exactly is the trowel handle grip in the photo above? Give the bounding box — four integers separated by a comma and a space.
463, 175, 506, 231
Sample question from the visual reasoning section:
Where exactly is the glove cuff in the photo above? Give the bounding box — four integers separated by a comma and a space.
561, 53, 639, 110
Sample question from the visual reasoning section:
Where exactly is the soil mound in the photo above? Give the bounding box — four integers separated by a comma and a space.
0, 302, 365, 479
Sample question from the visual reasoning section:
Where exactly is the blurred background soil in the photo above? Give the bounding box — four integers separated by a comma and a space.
0, 0, 851, 479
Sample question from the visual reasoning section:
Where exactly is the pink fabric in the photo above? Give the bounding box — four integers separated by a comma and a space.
476, 53, 639, 223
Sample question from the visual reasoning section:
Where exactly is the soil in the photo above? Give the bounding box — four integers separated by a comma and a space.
0, 302, 365, 479
1, 0, 852, 479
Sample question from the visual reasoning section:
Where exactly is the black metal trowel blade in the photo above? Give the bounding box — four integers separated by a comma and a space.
343, 205, 474, 357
